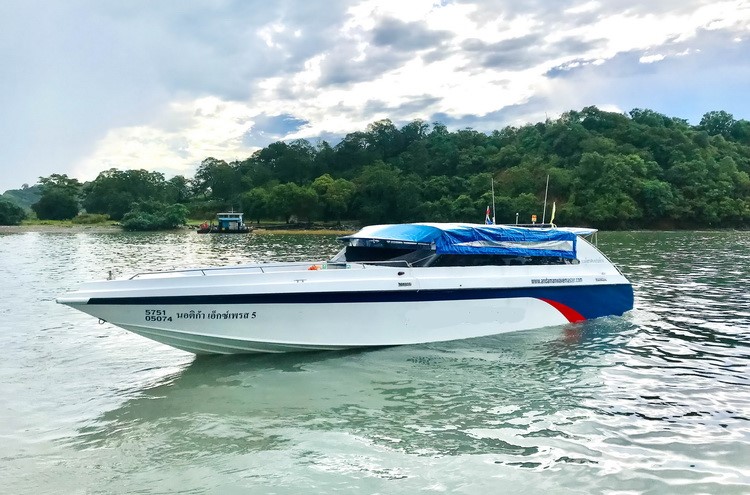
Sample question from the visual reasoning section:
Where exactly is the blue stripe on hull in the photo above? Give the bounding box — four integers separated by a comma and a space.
88, 284, 633, 321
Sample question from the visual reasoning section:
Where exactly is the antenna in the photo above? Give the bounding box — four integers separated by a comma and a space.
491, 177, 496, 224
542, 174, 549, 224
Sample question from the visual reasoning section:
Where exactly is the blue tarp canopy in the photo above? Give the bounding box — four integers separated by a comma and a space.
340, 223, 578, 259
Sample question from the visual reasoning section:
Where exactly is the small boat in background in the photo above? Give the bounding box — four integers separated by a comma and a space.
197, 212, 252, 234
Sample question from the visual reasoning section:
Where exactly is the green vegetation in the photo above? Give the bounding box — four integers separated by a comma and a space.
2, 184, 41, 211
71, 213, 110, 224
17, 106, 750, 231
0, 197, 27, 225
121, 201, 189, 231
81, 169, 188, 221
16, 218, 118, 228
31, 174, 81, 220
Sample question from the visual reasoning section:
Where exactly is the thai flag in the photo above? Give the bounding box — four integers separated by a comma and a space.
485, 206, 493, 224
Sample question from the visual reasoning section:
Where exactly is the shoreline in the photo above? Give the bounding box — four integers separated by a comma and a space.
3, 224, 744, 235
0, 224, 354, 235
0, 224, 123, 234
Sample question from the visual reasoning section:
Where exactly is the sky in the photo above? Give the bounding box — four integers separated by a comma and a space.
1, 0, 749, 192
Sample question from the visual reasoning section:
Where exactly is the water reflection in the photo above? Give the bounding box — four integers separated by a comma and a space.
3, 230, 750, 493
69, 323, 627, 467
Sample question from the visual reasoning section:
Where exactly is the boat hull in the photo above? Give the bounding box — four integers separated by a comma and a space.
57, 233, 634, 355
62, 284, 633, 354
196, 228, 252, 234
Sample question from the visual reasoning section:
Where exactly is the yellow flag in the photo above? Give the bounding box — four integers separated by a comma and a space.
550, 202, 556, 225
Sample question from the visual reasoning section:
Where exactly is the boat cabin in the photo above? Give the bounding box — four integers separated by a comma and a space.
197, 212, 251, 234
216, 212, 246, 231
331, 223, 581, 267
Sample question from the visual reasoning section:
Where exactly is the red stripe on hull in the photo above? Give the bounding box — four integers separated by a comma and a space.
540, 298, 586, 323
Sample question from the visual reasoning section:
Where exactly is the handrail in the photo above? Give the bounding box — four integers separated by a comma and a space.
359, 260, 412, 268
128, 262, 317, 280
129, 268, 205, 279
127, 260, 415, 279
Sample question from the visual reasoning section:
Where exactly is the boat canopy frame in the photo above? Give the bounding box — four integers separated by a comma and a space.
339, 223, 579, 259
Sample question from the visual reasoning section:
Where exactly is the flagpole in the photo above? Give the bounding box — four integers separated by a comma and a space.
542, 174, 549, 224
491, 177, 496, 224
550, 201, 556, 227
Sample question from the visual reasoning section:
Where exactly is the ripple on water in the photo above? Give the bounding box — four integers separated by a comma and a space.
1, 230, 750, 494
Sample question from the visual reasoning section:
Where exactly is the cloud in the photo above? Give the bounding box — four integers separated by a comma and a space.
371, 17, 452, 51
461, 34, 544, 70
0, 0, 351, 189
314, 12, 455, 88
640, 54, 666, 64
317, 43, 415, 87
1, 0, 749, 192
243, 114, 310, 147
533, 29, 750, 125
72, 97, 256, 181
363, 95, 444, 116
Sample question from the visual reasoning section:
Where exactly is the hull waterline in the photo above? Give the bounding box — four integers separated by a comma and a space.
57, 223, 634, 355
59, 283, 633, 355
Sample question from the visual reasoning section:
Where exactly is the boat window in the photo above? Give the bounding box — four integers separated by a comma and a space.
427, 254, 575, 267
329, 245, 436, 266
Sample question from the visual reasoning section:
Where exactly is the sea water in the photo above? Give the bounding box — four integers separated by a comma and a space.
1, 230, 748, 494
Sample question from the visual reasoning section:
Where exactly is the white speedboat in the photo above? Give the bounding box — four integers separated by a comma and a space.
57, 223, 633, 354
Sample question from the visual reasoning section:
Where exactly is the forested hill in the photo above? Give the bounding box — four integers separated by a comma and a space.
15, 106, 750, 229
191, 106, 750, 229
2, 184, 41, 210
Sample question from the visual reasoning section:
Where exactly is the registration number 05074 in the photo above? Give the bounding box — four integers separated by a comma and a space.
144, 309, 172, 322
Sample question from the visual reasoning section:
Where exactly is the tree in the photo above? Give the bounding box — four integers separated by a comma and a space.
513, 193, 544, 224
352, 162, 404, 224
32, 189, 79, 220
421, 176, 453, 202
1, 184, 42, 210
82, 169, 168, 220
580, 106, 630, 135
267, 183, 319, 223
699, 111, 735, 138
366, 119, 403, 160
165, 175, 192, 203
312, 174, 356, 221
638, 179, 675, 221
250, 141, 316, 185
0, 198, 26, 225
20, 105, 750, 230
730, 119, 750, 145
236, 153, 274, 189
418, 196, 454, 222
450, 194, 477, 221
240, 188, 270, 223
331, 131, 376, 176
630, 108, 670, 128
32, 174, 81, 220
400, 119, 429, 147
121, 201, 188, 231
38, 174, 81, 195
192, 158, 242, 201
571, 152, 648, 228
496, 165, 537, 197
424, 122, 460, 176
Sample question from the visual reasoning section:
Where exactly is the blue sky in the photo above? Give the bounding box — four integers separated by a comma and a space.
1, 0, 749, 192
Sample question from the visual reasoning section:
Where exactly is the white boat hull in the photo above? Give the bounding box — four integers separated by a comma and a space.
58, 236, 633, 354
67, 297, 581, 354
